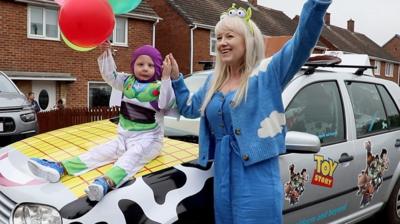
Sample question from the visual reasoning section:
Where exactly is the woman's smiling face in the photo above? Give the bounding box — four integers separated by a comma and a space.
216, 29, 246, 66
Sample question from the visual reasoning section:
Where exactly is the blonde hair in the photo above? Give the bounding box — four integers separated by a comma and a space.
200, 16, 265, 114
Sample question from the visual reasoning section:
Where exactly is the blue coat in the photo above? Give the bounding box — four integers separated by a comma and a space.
172, 0, 332, 167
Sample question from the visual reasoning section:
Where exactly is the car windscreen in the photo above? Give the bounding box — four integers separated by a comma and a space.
0, 74, 19, 93
184, 74, 208, 93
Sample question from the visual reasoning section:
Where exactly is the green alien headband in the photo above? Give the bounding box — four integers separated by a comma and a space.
220, 3, 254, 34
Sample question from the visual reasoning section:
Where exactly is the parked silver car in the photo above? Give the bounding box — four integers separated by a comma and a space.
0, 71, 38, 144
164, 53, 400, 223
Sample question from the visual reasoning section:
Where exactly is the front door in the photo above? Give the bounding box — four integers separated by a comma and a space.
32, 81, 56, 111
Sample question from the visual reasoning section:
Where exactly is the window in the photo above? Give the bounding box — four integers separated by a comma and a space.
286, 81, 345, 145
88, 82, 112, 108
376, 85, 400, 129
109, 17, 128, 46
346, 82, 388, 137
210, 30, 217, 56
385, 63, 394, 77
374, 61, 381, 76
28, 6, 59, 40
38, 89, 49, 110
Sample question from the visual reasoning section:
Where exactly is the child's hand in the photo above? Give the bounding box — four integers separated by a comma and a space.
99, 40, 113, 55
169, 53, 180, 80
162, 56, 172, 80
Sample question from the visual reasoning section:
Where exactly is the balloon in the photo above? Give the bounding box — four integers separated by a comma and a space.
61, 33, 96, 52
108, 0, 142, 15
59, 0, 115, 48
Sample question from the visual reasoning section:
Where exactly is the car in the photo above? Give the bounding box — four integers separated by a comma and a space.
0, 117, 319, 224
0, 71, 38, 145
163, 70, 210, 142
1, 52, 400, 224
163, 52, 400, 223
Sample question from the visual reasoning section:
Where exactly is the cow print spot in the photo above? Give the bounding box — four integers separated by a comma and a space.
142, 167, 186, 204
181, 160, 213, 171
175, 178, 214, 224
118, 199, 160, 224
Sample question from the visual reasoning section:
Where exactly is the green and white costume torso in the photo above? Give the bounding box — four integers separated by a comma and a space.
61, 49, 176, 186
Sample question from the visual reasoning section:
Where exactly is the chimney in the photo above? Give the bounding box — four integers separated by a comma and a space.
324, 12, 330, 26
347, 19, 354, 32
248, 0, 257, 6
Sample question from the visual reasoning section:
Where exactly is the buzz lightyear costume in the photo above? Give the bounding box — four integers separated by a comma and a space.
60, 45, 176, 187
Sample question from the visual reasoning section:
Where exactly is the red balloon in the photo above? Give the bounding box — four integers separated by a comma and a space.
59, 0, 115, 48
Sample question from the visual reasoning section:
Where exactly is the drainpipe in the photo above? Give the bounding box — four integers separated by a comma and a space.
190, 24, 198, 74
152, 18, 160, 47
398, 65, 400, 86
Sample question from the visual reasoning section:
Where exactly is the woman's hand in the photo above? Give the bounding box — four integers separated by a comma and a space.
168, 53, 180, 80
162, 56, 172, 80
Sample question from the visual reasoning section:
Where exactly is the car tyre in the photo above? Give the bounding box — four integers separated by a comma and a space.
383, 178, 400, 224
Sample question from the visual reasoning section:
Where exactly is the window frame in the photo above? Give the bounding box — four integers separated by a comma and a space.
345, 81, 399, 139
385, 63, 394, 77
376, 84, 400, 131
27, 5, 60, 41
210, 30, 217, 56
109, 17, 128, 47
285, 80, 347, 147
87, 81, 113, 108
374, 61, 381, 76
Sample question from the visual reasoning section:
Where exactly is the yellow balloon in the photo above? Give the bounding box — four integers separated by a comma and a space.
61, 33, 96, 52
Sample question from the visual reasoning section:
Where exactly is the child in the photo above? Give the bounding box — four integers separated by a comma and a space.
27, 44, 176, 201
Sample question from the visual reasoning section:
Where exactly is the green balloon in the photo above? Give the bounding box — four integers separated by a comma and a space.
108, 0, 141, 15
61, 33, 96, 52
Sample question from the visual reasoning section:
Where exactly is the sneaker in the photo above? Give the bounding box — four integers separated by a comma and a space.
27, 158, 64, 183
85, 177, 110, 201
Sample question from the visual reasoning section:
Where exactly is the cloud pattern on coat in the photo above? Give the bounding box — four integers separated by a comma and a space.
257, 110, 286, 138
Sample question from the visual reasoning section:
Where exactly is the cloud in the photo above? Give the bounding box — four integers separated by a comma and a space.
257, 110, 286, 138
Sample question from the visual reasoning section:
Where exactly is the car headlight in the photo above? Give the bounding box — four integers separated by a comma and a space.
12, 203, 62, 224
20, 112, 36, 122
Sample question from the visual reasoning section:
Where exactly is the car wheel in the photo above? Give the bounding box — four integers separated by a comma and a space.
383, 178, 400, 224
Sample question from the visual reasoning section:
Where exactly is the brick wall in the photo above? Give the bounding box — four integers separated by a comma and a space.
0, 0, 153, 107
193, 29, 215, 72
148, 0, 191, 74
383, 36, 400, 61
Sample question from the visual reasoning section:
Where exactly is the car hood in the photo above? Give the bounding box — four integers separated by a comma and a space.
0, 92, 28, 108
0, 120, 203, 223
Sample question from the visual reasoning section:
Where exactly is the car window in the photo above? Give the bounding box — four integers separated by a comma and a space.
286, 81, 345, 145
0, 74, 18, 93
376, 85, 400, 129
345, 82, 388, 137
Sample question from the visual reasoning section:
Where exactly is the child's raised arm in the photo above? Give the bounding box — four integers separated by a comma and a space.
97, 41, 128, 91
158, 56, 176, 110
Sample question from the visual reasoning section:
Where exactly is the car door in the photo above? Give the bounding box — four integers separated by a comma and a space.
281, 75, 358, 224
343, 81, 400, 212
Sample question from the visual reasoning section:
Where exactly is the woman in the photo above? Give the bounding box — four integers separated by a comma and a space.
166, 0, 331, 223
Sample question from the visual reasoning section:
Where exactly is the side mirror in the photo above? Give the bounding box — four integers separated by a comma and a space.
285, 131, 320, 154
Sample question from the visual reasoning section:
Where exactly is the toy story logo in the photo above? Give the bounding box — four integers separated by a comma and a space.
357, 141, 389, 208
284, 164, 309, 205
311, 155, 338, 188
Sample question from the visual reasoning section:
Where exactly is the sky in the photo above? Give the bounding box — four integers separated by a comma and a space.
258, 0, 400, 46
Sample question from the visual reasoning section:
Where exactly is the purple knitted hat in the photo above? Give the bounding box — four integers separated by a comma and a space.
130, 45, 162, 82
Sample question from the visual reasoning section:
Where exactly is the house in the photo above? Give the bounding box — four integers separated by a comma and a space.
0, 0, 161, 109
383, 34, 400, 62
148, 0, 315, 74
303, 13, 400, 85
